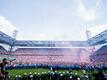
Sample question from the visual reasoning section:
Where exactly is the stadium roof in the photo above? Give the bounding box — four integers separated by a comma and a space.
88, 30, 107, 45
0, 31, 89, 47
1, 29, 107, 47
14, 40, 88, 47
0, 31, 15, 45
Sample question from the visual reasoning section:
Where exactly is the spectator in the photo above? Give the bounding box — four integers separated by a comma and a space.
0, 58, 9, 80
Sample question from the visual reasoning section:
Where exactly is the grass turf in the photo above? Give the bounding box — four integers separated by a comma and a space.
7, 68, 107, 80
8, 68, 68, 79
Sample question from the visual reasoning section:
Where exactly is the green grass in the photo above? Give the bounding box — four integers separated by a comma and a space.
7, 68, 107, 80
8, 68, 68, 79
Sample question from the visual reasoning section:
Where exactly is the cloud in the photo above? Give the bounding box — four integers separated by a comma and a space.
77, 0, 101, 22
0, 16, 18, 37
95, 0, 101, 9
78, 3, 95, 22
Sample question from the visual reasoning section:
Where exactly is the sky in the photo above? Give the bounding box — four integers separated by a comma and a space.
0, 0, 107, 40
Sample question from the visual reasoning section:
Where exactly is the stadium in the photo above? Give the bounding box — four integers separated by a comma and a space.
0, 29, 107, 80
0, 0, 107, 80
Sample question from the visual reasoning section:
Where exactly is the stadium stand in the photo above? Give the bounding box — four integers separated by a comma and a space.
91, 45, 107, 64
11, 48, 91, 65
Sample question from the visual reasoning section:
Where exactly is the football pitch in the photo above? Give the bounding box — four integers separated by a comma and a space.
7, 68, 107, 80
